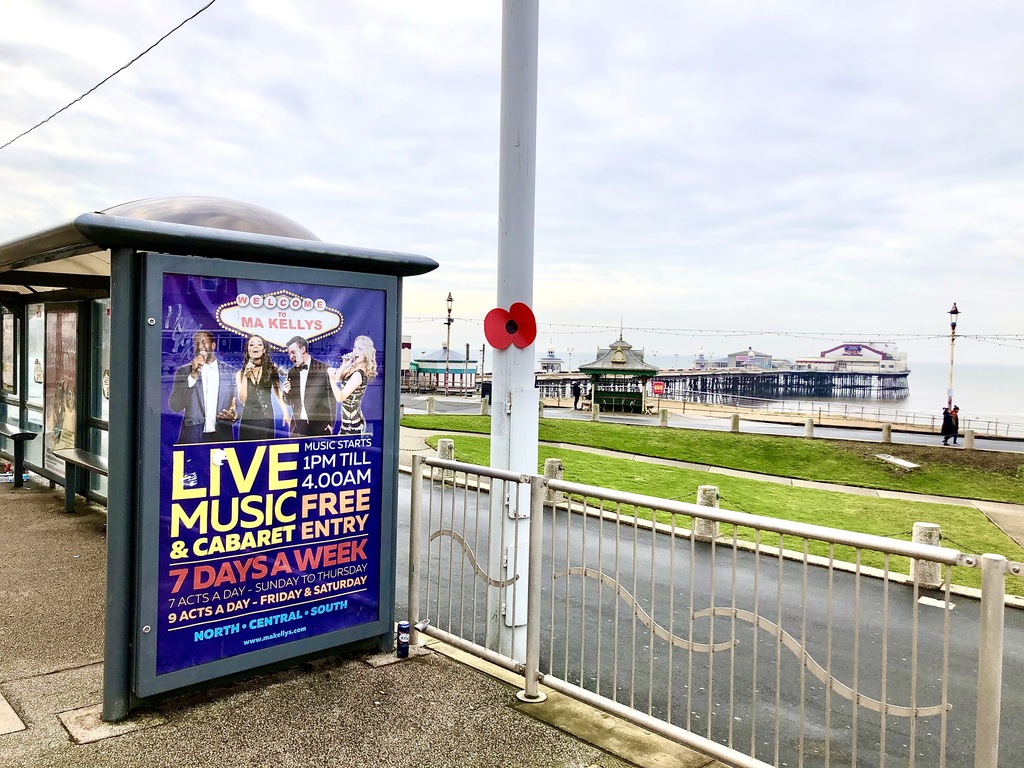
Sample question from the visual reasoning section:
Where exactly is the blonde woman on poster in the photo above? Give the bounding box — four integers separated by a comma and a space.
327, 335, 377, 435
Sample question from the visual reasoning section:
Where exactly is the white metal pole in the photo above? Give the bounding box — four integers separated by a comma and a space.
974, 554, 1005, 768
486, 0, 539, 660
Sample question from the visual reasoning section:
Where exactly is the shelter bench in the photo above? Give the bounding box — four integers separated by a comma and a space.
52, 447, 108, 512
0, 424, 37, 488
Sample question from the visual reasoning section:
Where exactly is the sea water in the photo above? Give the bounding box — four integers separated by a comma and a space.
645, 357, 1024, 426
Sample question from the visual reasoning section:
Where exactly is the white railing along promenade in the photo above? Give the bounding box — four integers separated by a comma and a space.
408, 454, 1023, 768
535, 381, 1024, 439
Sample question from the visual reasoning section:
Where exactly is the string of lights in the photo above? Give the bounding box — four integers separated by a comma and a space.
403, 317, 1023, 347
1, 0, 219, 152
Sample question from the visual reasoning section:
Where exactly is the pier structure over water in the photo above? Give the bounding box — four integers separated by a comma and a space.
537, 368, 910, 405
660, 369, 910, 403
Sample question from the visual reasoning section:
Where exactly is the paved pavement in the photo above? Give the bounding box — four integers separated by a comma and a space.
0, 473, 721, 768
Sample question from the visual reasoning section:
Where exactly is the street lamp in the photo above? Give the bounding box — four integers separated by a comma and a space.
947, 302, 959, 409
444, 292, 454, 396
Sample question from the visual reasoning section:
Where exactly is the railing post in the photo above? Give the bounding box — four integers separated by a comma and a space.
910, 523, 942, 589
436, 438, 454, 480
543, 458, 563, 505
693, 485, 720, 541
518, 475, 547, 703
975, 553, 1005, 768
408, 454, 424, 648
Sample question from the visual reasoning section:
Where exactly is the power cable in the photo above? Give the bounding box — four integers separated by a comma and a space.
1, 0, 219, 152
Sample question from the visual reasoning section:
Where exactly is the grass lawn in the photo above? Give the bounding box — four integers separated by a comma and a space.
402, 414, 1024, 503
402, 420, 1024, 595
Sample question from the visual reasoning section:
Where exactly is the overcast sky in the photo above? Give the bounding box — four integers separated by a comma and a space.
1, 1, 1021, 366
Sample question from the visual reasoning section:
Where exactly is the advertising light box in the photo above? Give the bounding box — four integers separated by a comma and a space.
135, 255, 399, 696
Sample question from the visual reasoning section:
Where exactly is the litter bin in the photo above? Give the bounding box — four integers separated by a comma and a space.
481, 381, 492, 404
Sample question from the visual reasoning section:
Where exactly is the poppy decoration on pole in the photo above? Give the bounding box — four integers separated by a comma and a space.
484, 302, 537, 349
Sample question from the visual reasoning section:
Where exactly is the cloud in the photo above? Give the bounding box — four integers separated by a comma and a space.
1, 0, 1021, 365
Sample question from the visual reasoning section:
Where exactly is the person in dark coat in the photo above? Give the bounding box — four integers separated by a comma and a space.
282, 336, 336, 437
950, 405, 960, 446
940, 407, 955, 446
571, 381, 581, 410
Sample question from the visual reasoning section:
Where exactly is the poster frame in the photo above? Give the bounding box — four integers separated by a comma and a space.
134, 252, 401, 698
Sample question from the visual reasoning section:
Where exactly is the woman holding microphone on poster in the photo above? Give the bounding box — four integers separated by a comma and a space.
327, 335, 377, 435
235, 334, 287, 441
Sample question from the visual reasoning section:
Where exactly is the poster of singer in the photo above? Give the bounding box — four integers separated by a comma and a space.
155, 272, 386, 676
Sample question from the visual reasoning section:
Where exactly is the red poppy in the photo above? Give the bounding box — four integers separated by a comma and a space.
484, 302, 537, 349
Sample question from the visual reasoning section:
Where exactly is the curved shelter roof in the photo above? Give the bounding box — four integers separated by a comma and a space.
579, 336, 659, 378
0, 196, 437, 304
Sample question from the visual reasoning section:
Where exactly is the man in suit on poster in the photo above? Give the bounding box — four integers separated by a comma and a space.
168, 330, 239, 444
283, 335, 336, 437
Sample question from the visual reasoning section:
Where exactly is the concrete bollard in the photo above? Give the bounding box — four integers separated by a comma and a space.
881, 423, 892, 443
910, 522, 942, 589
591, 402, 600, 422
659, 408, 669, 427
730, 414, 740, 433
693, 485, 720, 541
538, 399, 545, 418
543, 458, 564, 505
804, 418, 814, 438
964, 429, 975, 450
436, 438, 455, 480
427, 396, 436, 416
399, 403, 405, 419
480, 398, 490, 416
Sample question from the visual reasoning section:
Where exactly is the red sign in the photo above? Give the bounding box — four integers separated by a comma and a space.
651, 381, 666, 395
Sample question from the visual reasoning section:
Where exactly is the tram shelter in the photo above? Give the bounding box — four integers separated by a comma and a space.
578, 336, 659, 413
0, 197, 437, 720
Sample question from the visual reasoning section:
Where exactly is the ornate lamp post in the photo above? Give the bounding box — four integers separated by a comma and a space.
947, 302, 959, 409
444, 292, 454, 395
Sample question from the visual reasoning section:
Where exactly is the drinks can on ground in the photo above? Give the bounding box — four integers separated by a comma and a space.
396, 621, 410, 658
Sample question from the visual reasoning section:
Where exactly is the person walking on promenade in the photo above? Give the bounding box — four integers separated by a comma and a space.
940, 407, 955, 446
572, 381, 581, 410
951, 405, 960, 446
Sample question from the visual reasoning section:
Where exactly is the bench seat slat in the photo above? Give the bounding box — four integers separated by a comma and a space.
52, 448, 108, 476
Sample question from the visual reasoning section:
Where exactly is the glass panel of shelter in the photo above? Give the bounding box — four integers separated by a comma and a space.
0, 301, 110, 492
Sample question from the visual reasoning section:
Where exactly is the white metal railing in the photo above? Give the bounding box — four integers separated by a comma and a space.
533, 381, 1024, 438
408, 455, 1022, 768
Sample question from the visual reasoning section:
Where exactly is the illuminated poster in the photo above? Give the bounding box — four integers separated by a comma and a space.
44, 308, 77, 475
27, 304, 44, 406
2, 313, 14, 393
157, 273, 386, 676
